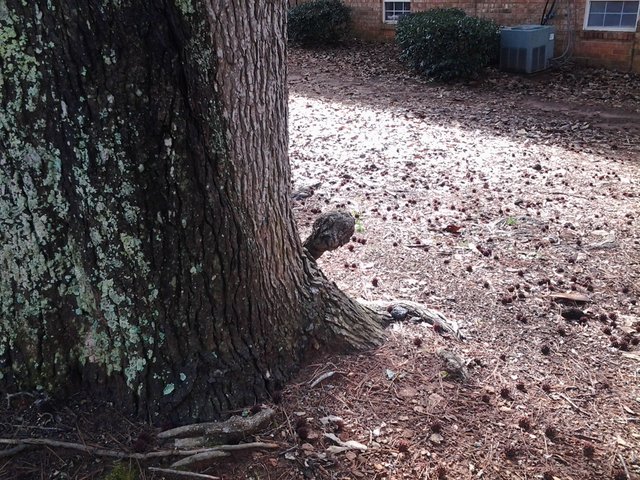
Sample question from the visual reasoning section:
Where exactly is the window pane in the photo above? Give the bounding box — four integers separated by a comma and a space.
603, 13, 621, 24
587, 0, 638, 27
588, 12, 605, 25
606, 1, 624, 12
384, 0, 410, 20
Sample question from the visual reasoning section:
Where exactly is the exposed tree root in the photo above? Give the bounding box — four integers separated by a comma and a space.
0, 438, 278, 461
299, 211, 461, 345
359, 299, 464, 340
0, 408, 280, 475
158, 408, 275, 443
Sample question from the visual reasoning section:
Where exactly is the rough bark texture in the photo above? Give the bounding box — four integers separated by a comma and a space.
0, 0, 383, 423
303, 210, 355, 260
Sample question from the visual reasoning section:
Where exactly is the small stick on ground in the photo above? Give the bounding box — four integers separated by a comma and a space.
5, 391, 36, 408
617, 452, 631, 479
148, 467, 221, 479
556, 393, 589, 415
170, 451, 230, 469
0, 438, 278, 460
0, 444, 32, 458
309, 371, 336, 388
158, 408, 276, 442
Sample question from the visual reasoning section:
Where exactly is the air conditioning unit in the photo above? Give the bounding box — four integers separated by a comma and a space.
500, 25, 555, 73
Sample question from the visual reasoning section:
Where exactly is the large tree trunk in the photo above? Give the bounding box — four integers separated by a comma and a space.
0, 0, 383, 423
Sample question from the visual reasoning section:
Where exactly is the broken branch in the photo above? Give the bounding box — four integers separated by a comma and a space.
158, 408, 276, 442
0, 438, 278, 461
148, 467, 221, 479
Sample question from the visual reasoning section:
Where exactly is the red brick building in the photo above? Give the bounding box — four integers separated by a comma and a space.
313, 1, 640, 72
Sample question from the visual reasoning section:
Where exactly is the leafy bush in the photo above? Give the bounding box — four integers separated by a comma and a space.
396, 8, 499, 82
288, 0, 352, 46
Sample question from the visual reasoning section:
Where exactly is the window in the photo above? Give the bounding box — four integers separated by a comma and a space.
384, 1, 410, 24
585, 1, 639, 30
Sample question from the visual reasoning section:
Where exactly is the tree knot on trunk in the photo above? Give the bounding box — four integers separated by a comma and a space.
303, 210, 355, 260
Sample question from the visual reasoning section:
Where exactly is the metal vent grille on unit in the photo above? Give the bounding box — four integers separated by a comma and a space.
500, 25, 555, 74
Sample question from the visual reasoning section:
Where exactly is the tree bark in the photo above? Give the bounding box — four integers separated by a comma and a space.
0, 0, 383, 423
303, 210, 355, 260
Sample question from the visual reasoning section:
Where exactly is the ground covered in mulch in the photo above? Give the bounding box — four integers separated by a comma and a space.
3, 43, 639, 480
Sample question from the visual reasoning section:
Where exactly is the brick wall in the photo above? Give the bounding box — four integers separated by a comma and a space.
335, 0, 640, 72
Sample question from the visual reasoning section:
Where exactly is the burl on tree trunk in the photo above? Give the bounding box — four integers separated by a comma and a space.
0, 0, 384, 423
303, 210, 355, 260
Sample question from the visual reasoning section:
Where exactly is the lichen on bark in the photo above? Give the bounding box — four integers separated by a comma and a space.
1, 0, 385, 422
0, 1, 163, 391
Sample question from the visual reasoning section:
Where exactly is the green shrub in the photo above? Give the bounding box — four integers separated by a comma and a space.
288, 0, 352, 46
396, 8, 499, 82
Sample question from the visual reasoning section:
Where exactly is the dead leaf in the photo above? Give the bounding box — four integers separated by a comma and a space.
428, 392, 444, 407
444, 224, 463, 234
342, 440, 368, 450
324, 433, 367, 451
327, 445, 351, 454
550, 292, 591, 303
401, 428, 414, 439
398, 387, 418, 398
320, 415, 344, 426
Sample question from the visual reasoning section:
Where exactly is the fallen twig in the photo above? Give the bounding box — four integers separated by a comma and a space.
0, 438, 278, 461
148, 467, 221, 479
5, 391, 36, 409
158, 408, 276, 442
547, 191, 591, 200
0, 437, 170, 459
555, 393, 589, 415
309, 371, 336, 388
617, 452, 630, 480
166, 442, 280, 469
0, 444, 32, 458
210, 442, 279, 451
170, 450, 230, 469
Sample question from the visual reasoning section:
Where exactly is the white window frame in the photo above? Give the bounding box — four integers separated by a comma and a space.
383, 1, 411, 24
583, 0, 640, 32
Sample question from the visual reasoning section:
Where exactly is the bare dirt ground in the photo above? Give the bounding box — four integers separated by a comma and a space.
257, 44, 640, 479
3, 43, 639, 480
